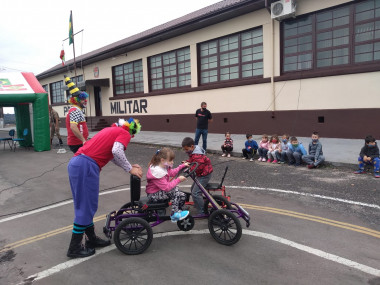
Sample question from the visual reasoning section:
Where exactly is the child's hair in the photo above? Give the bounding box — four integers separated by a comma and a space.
365, 135, 376, 144
312, 131, 319, 136
182, 137, 195, 147
246, 134, 252, 139
262, 134, 268, 140
225, 132, 230, 137
270, 134, 279, 142
149, 147, 175, 167
282, 133, 290, 139
290, 136, 298, 142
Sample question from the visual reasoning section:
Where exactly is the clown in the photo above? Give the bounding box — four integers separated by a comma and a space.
64, 75, 89, 153
67, 117, 143, 258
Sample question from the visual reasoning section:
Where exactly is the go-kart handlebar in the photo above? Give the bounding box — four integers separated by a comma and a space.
183, 162, 198, 178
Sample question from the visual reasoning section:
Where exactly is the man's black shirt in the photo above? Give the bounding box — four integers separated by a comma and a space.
195, 108, 212, 129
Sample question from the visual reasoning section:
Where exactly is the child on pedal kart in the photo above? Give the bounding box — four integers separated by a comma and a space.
182, 137, 213, 214
146, 148, 190, 222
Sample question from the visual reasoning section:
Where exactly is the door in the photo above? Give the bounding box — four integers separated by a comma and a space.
94, 86, 102, 117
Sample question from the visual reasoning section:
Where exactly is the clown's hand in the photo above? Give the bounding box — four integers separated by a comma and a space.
130, 164, 143, 178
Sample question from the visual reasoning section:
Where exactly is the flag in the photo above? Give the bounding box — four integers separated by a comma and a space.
60, 49, 65, 66
69, 11, 73, 45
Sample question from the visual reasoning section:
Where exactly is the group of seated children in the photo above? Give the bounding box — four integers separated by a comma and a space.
146, 137, 213, 223
238, 132, 325, 169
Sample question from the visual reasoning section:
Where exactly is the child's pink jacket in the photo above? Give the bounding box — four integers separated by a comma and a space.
259, 140, 270, 150
146, 164, 187, 194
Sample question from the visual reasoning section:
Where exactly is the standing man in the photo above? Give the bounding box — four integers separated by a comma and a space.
64, 75, 89, 153
194, 102, 212, 151
49, 105, 63, 146
66, 118, 143, 258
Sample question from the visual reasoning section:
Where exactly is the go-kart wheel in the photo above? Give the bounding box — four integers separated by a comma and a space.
177, 215, 195, 231
208, 209, 242, 246
114, 217, 153, 255
203, 195, 232, 215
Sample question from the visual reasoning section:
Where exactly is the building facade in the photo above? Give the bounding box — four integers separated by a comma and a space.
37, 0, 380, 139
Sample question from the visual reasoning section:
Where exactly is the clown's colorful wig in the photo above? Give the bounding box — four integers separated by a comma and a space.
64, 75, 88, 106
111, 118, 141, 137
68, 92, 88, 105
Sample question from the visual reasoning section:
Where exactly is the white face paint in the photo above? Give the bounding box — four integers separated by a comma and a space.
80, 99, 87, 109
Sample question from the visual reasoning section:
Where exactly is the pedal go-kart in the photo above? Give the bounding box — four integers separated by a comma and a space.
103, 162, 250, 255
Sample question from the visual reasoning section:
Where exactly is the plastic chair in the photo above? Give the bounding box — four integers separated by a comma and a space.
12, 128, 29, 152
0, 129, 15, 150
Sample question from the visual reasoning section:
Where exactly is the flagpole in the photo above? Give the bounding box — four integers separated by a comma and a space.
70, 10, 77, 79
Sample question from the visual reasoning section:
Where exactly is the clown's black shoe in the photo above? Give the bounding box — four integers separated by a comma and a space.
85, 225, 111, 248
67, 233, 95, 258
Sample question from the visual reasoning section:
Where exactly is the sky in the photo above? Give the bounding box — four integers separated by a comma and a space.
0, 0, 222, 113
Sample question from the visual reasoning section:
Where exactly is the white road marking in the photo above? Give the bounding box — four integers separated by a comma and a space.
18, 229, 380, 284
229, 185, 380, 210
2, 185, 379, 224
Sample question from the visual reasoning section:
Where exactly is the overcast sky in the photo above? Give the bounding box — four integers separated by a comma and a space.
0, 0, 221, 113
0, 0, 222, 74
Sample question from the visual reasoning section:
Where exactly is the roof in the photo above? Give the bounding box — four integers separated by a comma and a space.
37, 0, 266, 79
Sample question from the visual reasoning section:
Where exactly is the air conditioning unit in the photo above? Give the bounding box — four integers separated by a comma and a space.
271, 0, 297, 21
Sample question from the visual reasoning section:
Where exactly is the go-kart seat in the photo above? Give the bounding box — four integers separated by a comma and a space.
205, 182, 221, 190
205, 166, 228, 191
130, 175, 169, 210
138, 196, 169, 210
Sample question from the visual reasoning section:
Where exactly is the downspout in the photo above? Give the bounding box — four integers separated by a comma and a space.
271, 18, 276, 119
265, 0, 276, 119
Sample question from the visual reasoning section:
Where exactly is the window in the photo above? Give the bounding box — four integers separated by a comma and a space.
354, 0, 380, 63
148, 47, 191, 91
316, 6, 350, 68
42, 84, 48, 92
50, 81, 64, 104
282, 0, 380, 73
113, 60, 143, 95
199, 27, 263, 84
72, 75, 83, 84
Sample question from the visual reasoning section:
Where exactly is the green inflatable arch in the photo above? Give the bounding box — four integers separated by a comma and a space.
0, 72, 50, 151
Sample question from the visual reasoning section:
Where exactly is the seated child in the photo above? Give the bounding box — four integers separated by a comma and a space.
221, 132, 233, 158
354, 135, 380, 178
146, 147, 190, 222
302, 131, 325, 169
286, 136, 307, 166
182, 137, 213, 214
258, 134, 269, 162
267, 134, 281, 163
279, 134, 290, 164
242, 134, 258, 161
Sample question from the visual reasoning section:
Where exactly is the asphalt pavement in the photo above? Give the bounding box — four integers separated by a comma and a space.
61, 129, 362, 166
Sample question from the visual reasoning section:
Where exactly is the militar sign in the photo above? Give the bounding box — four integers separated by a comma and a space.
110, 99, 148, 114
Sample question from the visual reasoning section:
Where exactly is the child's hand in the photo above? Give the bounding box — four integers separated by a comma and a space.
182, 162, 190, 167
178, 176, 187, 182
248, 146, 251, 149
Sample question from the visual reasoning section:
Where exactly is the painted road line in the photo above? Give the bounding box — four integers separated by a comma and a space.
0, 187, 132, 224
241, 204, 380, 238
1, 185, 379, 224
243, 230, 380, 277
18, 229, 380, 284
2, 205, 379, 254
231, 185, 380, 210
0, 215, 106, 254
